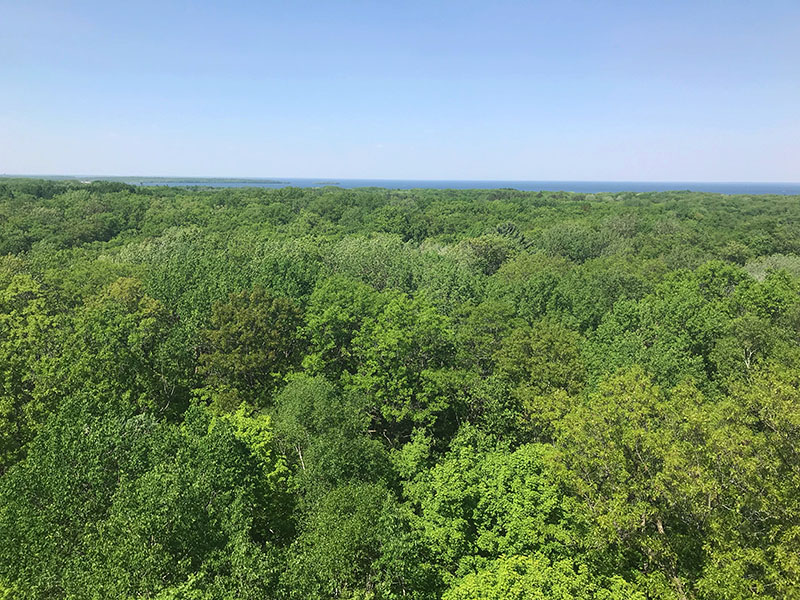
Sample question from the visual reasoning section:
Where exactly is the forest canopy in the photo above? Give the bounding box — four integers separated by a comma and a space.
0, 178, 799, 599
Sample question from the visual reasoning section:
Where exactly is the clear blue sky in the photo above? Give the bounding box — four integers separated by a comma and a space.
1, 0, 798, 181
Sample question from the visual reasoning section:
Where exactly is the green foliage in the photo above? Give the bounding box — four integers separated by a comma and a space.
457, 234, 518, 276
495, 319, 585, 395
405, 431, 581, 579
303, 275, 387, 379
695, 365, 800, 599
56, 277, 193, 418
443, 554, 644, 600
0, 398, 288, 598
272, 375, 390, 500
199, 286, 304, 410
0, 268, 61, 472
455, 300, 521, 376
744, 253, 800, 281
1, 179, 799, 598
283, 482, 392, 598
487, 253, 569, 323
326, 234, 417, 292
554, 369, 710, 595
350, 293, 456, 436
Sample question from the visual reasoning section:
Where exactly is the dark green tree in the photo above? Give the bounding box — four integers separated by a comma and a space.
199, 286, 304, 411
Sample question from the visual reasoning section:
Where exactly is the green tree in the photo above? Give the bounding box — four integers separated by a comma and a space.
0, 399, 290, 599
0, 270, 60, 472
404, 429, 582, 580
199, 286, 304, 411
272, 375, 391, 501
443, 554, 644, 600
554, 369, 713, 598
697, 364, 800, 599
350, 293, 455, 439
454, 300, 521, 377
58, 277, 192, 418
303, 276, 387, 379
284, 482, 435, 600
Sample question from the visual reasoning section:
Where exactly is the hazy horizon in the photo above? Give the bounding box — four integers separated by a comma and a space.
2, 1, 799, 181
4, 173, 800, 185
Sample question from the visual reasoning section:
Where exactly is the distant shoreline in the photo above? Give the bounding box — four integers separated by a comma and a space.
1, 175, 799, 195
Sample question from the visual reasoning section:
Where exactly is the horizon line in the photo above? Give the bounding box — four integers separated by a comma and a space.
2, 174, 800, 185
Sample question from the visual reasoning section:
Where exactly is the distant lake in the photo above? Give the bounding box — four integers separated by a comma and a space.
17, 175, 800, 195
111, 178, 800, 195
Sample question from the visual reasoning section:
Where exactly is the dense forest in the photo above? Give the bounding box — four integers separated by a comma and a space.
0, 178, 799, 599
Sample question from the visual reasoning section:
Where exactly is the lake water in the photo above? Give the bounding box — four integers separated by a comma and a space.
119, 178, 800, 195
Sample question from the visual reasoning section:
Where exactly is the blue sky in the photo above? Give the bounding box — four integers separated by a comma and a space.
1, 0, 798, 181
